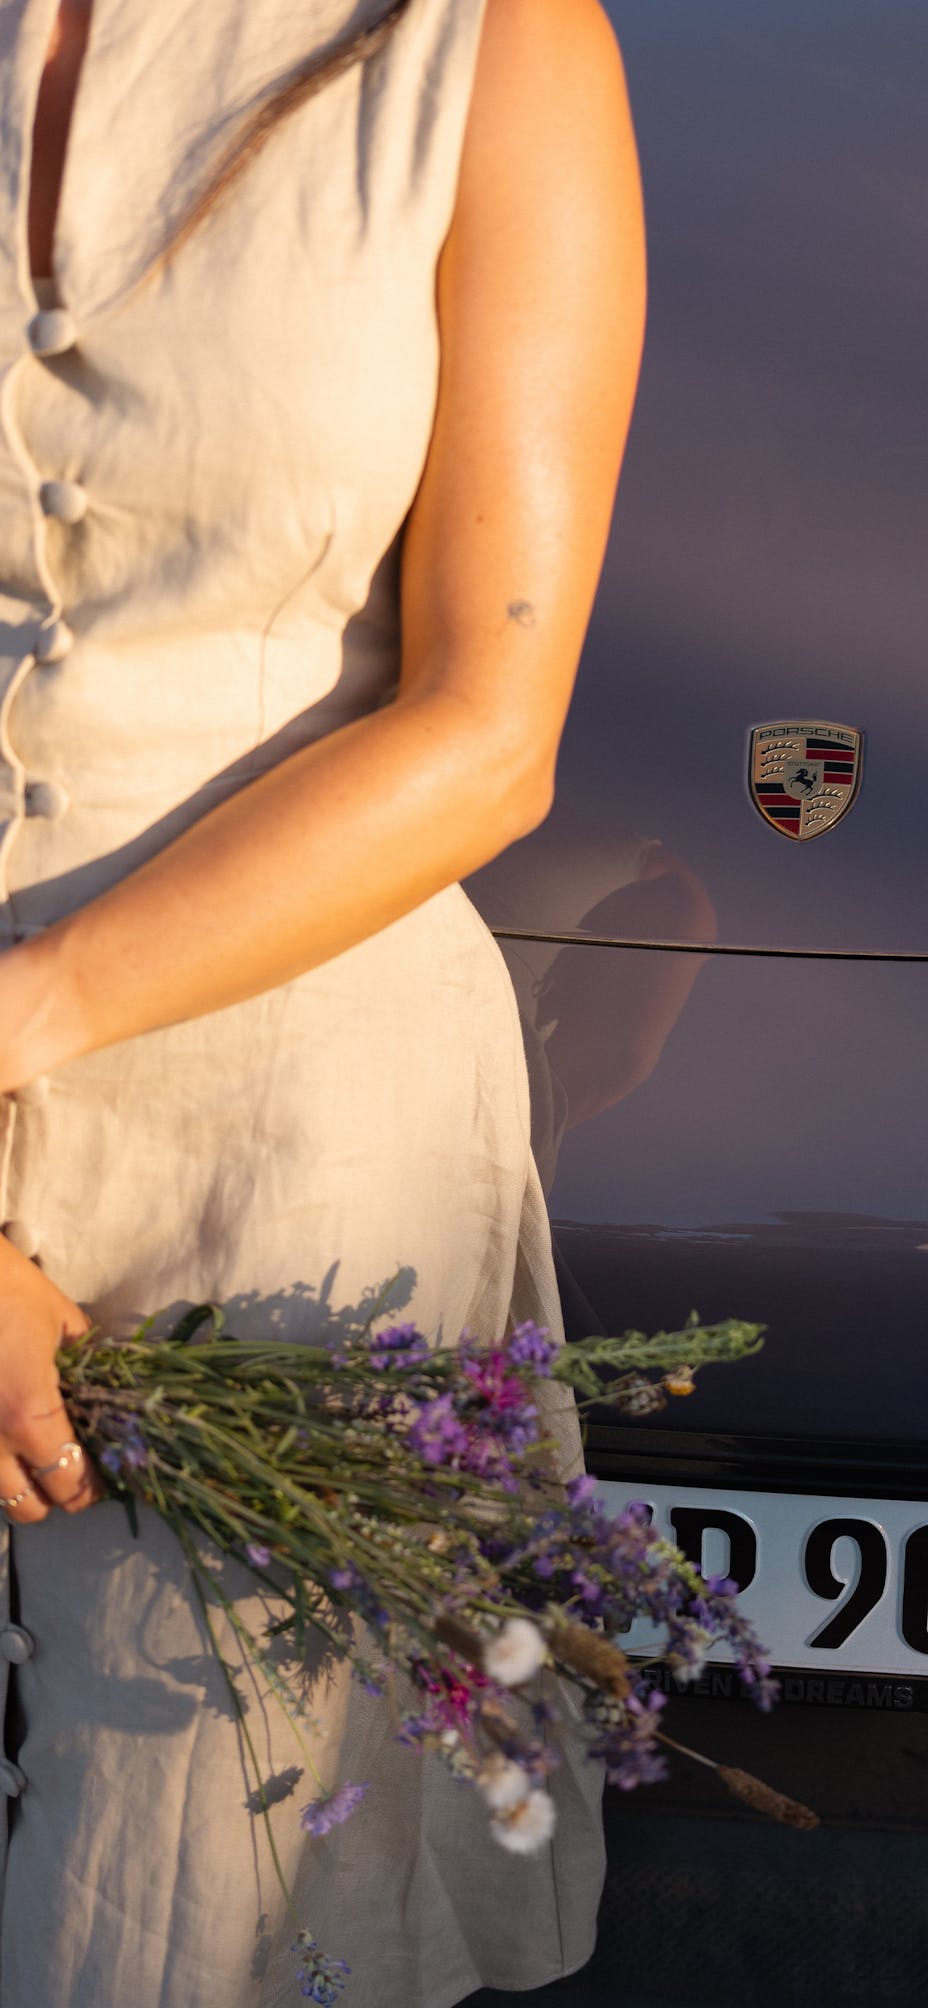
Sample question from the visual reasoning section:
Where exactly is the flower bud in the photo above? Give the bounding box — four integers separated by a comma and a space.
476, 1753, 531, 1813
490, 1790, 557, 1855
483, 1618, 546, 1688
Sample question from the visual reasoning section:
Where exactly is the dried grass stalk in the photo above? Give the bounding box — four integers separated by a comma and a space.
718, 1765, 820, 1830
434, 1612, 486, 1665
548, 1621, 632, 1699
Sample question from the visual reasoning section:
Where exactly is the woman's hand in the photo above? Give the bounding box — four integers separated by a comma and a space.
0, 1237, 104, 1521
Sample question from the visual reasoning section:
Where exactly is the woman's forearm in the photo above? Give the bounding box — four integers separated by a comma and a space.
6, 684, 550, 1088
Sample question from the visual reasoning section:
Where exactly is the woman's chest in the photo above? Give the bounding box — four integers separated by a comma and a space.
27, 0, 93, 280
1, 0, 481, 636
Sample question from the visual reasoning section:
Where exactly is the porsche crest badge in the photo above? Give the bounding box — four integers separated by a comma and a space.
748, 722, 863, 841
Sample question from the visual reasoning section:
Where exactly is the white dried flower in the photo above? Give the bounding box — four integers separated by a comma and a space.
482, 1617, 546, 1688
490, 1790, 557, 1856
476, 1753, 531, 1813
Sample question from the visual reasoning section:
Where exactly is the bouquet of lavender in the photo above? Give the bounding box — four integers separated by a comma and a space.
58, 1301, 814, 2004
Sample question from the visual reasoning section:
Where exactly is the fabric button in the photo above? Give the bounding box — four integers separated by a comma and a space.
38, 479, 88, 525
0, 1626, 35, 1665
25, 779, 69, 822
26, 307, 78, 358
34, 617, 75, 664
0, 1759, 27, 1798
2, 1221, 40, 1260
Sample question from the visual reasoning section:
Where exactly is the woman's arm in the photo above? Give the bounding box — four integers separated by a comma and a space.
1, 0, 646, 1090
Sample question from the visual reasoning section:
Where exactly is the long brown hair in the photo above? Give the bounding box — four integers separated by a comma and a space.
149, 1, 413, 277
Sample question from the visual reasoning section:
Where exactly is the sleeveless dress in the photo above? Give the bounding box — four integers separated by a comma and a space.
0, 2, 606, 2002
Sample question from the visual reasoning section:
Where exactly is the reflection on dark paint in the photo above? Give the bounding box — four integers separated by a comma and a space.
496, 944, 928, 1234
470, 0, 928, 952
552, 1213, 928, 1445
478, 937, 928, 1447
474, 804, 715, 1191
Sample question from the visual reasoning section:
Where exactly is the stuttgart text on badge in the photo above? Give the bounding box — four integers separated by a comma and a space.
748, 721, 864, 841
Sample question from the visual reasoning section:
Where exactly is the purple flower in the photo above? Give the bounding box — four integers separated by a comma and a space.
352, 1654, 388, 1698
506, 1322, 558, 1374
122, 1429, 148, 1471
245, 1542, 271, 1569
587, 1688, 669, 1792
364, 1323, 431, 1370
407, 1394, 469, 1467
300, 1780, 370, 1837
327, 1564, 388, 1629
704, 1573, 739, 1599
566, 1473, 599, 1507
457, 1431, 520, 1491
571, 1569, 606, 1610
98, 1419, 148, 1476
373, 1322, 421, 1346
292, 1930, 350, 2005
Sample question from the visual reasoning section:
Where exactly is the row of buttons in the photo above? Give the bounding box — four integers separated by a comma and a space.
0, 316, 80, 1776
25, 302, 81, 663
26, 308, 87, 523
0, 1628, 35, 1799
0, 306, 83, 1274
21, 305, 79, 834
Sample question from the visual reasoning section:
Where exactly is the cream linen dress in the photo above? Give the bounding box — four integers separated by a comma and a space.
0, 2, 606, 2002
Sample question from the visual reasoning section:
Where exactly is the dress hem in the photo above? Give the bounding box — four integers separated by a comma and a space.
444, 1937, 599, 2007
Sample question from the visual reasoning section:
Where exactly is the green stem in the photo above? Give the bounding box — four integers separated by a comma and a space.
175, 1521, 301, 1929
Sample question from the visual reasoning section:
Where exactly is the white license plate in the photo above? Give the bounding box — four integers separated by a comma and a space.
599, 1481, 928, 1678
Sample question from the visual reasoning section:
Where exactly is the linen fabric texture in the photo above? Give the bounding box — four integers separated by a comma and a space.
0, 2, 605, 2003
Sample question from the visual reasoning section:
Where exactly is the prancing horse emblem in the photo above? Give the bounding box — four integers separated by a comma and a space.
748, 721, 863, 841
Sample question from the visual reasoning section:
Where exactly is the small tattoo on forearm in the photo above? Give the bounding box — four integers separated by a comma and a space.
507, 599, 537, 628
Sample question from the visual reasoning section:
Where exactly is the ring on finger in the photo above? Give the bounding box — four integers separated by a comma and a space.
28, 1440, 84, 1479
0, 1483, 36, 1511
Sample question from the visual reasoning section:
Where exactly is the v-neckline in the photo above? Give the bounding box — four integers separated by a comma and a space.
24, 0, 97, 298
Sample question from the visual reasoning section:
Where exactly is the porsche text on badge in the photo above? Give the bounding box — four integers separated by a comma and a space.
748, 721, 863, 840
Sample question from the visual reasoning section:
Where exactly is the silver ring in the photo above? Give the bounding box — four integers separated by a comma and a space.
0, 1485, 35, 1510
28, 1441, 84, 1479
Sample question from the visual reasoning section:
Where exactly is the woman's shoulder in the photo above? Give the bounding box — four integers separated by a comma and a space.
465, 0, 634, 184
476, 0, 626, 85
455, 0, 639, 253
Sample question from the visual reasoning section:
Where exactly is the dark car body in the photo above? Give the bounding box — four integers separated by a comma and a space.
468, 1, 928, 1990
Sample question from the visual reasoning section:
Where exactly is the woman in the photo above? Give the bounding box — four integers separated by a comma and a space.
0, 0, 645, 2001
